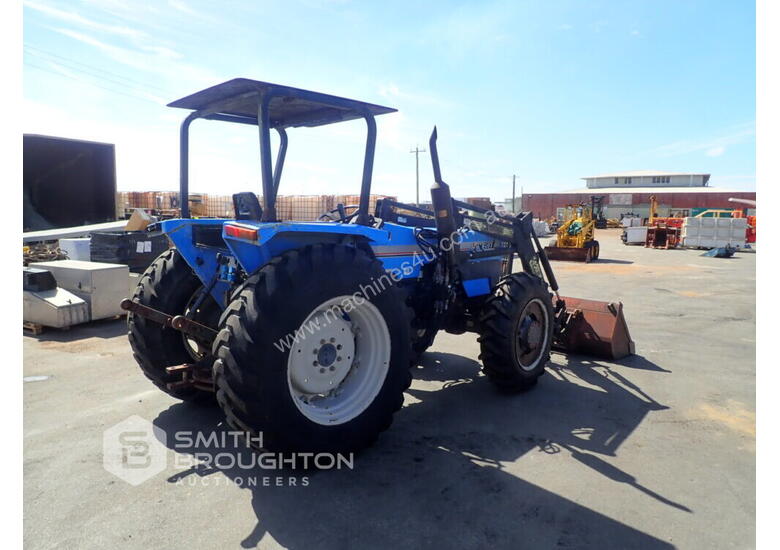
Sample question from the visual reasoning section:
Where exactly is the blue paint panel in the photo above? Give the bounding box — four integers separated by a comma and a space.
462, 277, 492, 297
161, 218, 232, 307
160, 217, 507, 307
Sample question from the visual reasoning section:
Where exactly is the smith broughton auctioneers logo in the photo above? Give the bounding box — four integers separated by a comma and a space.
102, 415, 168, 486
102, 415, 354, 486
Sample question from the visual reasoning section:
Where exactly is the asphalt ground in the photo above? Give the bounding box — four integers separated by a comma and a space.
24, 229, 755, 549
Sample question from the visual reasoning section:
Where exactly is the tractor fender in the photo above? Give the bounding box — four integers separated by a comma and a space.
223, 221, 389, 276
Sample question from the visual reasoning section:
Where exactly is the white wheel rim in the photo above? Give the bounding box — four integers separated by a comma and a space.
287, 296, 391, 425
514, 298, 550, 372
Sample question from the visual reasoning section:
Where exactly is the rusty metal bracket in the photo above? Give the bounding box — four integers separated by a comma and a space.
171, 315, 218, 342
121, 298, 173, 327
121, 299, 218, 343
165, 361, 215, 392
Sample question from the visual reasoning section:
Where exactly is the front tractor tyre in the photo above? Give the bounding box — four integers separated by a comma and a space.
477, 273, 554, 392
127, 249, 220, 403
213, 244, 412, 454
585, 240, 600, 261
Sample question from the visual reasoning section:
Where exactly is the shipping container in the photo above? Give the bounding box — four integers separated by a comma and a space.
24, 134, 117, 232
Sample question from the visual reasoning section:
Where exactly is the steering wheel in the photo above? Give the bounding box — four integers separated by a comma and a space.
318, 204, 360, 223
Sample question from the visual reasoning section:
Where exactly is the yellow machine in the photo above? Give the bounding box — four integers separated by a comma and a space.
648, 195, 658, 224
694, 209, 742, 218
544, 204, 600, 262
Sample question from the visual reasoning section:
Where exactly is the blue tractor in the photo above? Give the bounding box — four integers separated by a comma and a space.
123, 79, 634, 453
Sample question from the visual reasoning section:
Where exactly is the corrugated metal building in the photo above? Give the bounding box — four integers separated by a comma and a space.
522, 171, 756, 219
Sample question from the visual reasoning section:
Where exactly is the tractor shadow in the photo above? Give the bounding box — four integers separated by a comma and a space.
153, 352, 682, 549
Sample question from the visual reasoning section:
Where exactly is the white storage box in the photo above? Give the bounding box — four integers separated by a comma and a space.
58, 238, 91, 261
532, 220, 550, 236
622, 217, 643, 228
29, 260, 129, 320
623, 226, 648, 244
681, 217, 746, 249
23, 288, 89, 328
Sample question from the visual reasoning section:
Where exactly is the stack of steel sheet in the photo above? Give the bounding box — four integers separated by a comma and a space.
681, 217, 747, 248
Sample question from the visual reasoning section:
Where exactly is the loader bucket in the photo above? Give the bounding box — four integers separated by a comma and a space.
554, 297, 635, 360
544, 245, 592, 262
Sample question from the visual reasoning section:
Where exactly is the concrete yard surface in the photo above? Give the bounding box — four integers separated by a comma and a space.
23, 230, 756, 549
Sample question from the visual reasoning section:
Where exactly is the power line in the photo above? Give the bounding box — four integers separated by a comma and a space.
24, 43, 171, 95
24, 61, 163, 105
24, 55, 165, 103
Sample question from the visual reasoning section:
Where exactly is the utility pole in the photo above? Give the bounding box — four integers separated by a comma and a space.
410, 145, 426, 207
512, 174, 516, 214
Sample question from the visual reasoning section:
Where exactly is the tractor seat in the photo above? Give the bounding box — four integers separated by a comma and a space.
232, 192, 263, 221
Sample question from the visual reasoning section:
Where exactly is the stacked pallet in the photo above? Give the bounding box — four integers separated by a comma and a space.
114, 192, 398, 220
156, 191, 180, 210
334, 194, 361, 208
681, 217, 747, 248
187, 193, 206, 217
204, 195, 234, 218
333, 194, 397, 217
289, 195, 332, 221
116, 192, 129, 218
273, 195, 293, 220
132, 192, 156, 209
465, 197, 494, 211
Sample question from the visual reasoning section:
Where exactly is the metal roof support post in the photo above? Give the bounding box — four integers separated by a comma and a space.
272, 127, 288, 196
179, 111, 199, 218
257, 95, 276, 221
357, 114, 377, 226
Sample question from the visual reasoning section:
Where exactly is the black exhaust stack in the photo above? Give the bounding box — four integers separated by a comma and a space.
428, 127, 459, 272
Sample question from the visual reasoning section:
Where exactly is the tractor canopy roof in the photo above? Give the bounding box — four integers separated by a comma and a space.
168, 78, 396, 129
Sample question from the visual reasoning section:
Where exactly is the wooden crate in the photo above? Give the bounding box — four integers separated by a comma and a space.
274, 195, 294, 220
205, 194, 234, 218
290, 195, 331, 221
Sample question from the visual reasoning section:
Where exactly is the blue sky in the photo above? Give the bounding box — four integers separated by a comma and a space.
23, 0, 756, 201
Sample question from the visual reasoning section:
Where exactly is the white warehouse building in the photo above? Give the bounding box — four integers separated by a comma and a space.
584, 170, 711, 189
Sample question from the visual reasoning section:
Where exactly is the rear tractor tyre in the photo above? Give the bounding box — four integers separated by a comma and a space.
213, 244, 412, 453
477, 273, 554, 392
128, 249, 219, 404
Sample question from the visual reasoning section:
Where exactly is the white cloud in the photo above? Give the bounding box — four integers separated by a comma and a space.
48, 26, 222, 90
646, 122, 754, 158
168, 0, 197, 16
51, 27, 158, 71
139, 45, 183, 59
377, 83, 454, 109
24, 0, 144, 39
